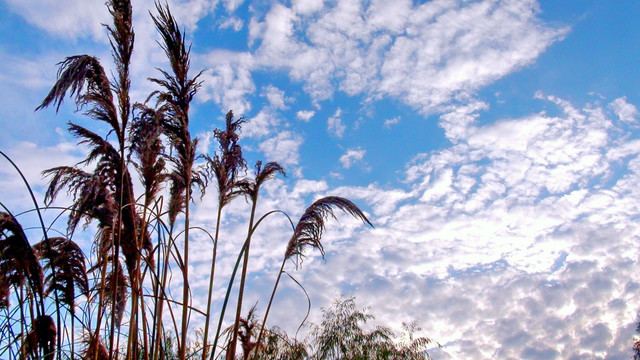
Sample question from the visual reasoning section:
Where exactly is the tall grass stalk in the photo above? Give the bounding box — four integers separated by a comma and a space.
252, 196, 373, 359
227, 161, 284, 359
202, 110, 246, 359
147, 3, 204, 355
211, 210, 293, 360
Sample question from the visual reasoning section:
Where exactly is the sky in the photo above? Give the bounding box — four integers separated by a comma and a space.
1, 0, 640, 358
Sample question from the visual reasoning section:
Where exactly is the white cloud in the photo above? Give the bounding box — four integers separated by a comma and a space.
292, 0, 324, 15
383, 116, 400, 128
198, 51, 256, 115
292, 179, 329, 197
610, 96, 638, 123
191, 0, 565, 118
328, 108, 346, 137
10, 95, 640, 359
243, 109, 277, 138
167, 0, 220, 31
262, 84, 288, 110
7, 1, 639, 358
258, 131, 303, 166
377, 96, 640, 357
296, 110, 315, 122
219, 16, 244, 31
241, 0, 567, 113
2, 0, 110, 40
339, 147, 366, 169
221, 0, 244, 12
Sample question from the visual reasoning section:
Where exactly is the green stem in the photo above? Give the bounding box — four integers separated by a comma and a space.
202, 203, 223, 360
251, 259, 286, 360
228, 196, 258, 359
210, 210, 293, 360
179, 175, 192, 359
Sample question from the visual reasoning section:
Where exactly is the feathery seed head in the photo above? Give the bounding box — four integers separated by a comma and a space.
285, 196, 373, 267
0, 212, 44, 306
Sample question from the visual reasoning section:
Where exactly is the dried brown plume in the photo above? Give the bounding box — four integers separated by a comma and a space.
23, 315, 56, 360
285, 196, 373, 265
206, 110, 247, 207
82, 331, 109, 360
0, 212, 44, 308
33, 237, 89, 314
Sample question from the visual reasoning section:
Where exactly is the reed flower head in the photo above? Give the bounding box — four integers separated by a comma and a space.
285, 196, 373, 267
33, 237, 89, 314
0, 212, 44, 307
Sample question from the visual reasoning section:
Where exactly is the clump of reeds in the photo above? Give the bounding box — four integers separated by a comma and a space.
1, 1, 376, 360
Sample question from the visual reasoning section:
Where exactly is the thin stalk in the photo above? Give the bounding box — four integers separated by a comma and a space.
227, 197, 258, 359
19, 285, 26, 360
202, 204, 223, 360
92, 246, 112, 360
107, 234, 121, 360
71, 308, 76, 360
210, 210, 292, 360
210, 226, 248, 360
251, 258, 286, 360
179, 184, 192, 359
0, 153, 51, 319
127, 200, 151, 360
153, 224, 174, 360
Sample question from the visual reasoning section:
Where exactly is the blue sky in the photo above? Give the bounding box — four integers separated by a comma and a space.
1, 0, 640, 358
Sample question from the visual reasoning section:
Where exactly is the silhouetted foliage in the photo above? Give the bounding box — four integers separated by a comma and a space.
2, 1, 381, 359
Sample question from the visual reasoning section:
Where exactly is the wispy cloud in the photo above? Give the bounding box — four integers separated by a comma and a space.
328, 108, 346, 137
384, 116, 400, 128
262, 84, 288, 110
219, 16, 243, 31
339, 147, 366, 169
258, 130, 303, 167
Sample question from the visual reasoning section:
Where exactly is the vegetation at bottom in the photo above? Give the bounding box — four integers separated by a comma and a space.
0, 0, 436, 359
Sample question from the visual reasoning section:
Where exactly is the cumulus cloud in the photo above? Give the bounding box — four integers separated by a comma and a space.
186, 0, 567, 117
258, 130, 303, 166
610, 96, 638, 123
384, 116, 400, 128
241, 0, 567, 113
198, 51, 256, 115
292, 0, 324, 15
296, 109, 315, 121
328, 108, 346, 137
192, 0, 566, 120
224, 95, 640, 358
262, 84, 288, 110
9, 91, 640, 359
7, 1, 638, 359
339, 147, 366, 169
243, 109, 278, 138
353, 96, 640, 357
2, 0, 110, 40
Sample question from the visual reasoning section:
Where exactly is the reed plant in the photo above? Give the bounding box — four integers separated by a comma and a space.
0, 1, 378, 359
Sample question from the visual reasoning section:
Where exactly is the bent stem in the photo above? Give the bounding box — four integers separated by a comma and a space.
210, 210, 292, 360
0, 150, 59, 355
251, 258, 285, 360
